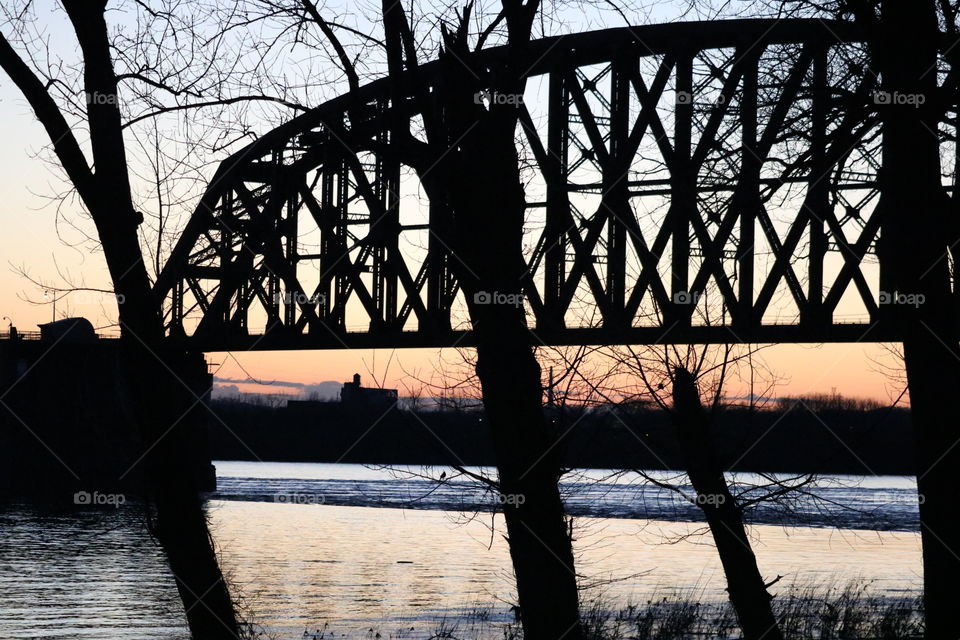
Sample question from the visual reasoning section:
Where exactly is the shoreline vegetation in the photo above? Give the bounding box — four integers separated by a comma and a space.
209, 395, 914, 476
242, 580, 922, 640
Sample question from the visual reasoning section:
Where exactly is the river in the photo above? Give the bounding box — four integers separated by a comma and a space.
0, 462, 924, 639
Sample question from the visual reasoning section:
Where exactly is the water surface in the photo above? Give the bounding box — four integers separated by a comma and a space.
0, 462, 924, 639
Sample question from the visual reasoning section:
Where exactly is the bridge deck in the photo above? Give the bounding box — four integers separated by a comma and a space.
169, 322, 894, 352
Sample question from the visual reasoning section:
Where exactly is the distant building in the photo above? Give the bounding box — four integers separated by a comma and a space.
340, 373, 398, 408
38, 317, 97, 343
285, 373, 398, 412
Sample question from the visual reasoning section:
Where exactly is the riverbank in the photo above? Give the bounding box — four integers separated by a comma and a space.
208, 401, 916, 475
245, 581, 923, 640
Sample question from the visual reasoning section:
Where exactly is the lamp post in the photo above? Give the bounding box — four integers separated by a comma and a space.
42, 290, 56, 322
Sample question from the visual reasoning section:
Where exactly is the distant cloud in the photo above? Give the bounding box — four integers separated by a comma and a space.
215, 376, 312, 389
213, 377, 341, 401
211, 383, 241, 400
299, 381, 341, 401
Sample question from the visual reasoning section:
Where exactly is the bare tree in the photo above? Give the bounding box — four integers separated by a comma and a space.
861, 5, 960, 637
756, 2, 960, 636
0, 2, 244, 637
669, 365, 783, 640
584, 341, 782, 639
224, 1, 590, 636
675, 3, 960, 636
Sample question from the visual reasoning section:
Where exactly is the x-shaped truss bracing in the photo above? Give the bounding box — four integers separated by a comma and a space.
155, 19, 930, 351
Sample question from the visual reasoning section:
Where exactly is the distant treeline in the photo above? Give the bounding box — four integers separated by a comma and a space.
208, 399, 914, 475
774, 393, 889, 413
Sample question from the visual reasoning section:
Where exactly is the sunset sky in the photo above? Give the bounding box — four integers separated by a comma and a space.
0, 2, 909, 404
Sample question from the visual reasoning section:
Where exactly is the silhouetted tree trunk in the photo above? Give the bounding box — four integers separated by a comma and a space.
871, 2, 960, 636
776, 1, 960, 633
376, 1, 584, 635
0, 3, 239, 637
672, 368, 783, 640
447, 123, 583, 640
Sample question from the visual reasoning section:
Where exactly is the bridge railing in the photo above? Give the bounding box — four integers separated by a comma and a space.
0, 330, 42, 341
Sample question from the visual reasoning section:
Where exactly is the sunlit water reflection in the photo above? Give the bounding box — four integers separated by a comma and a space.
0, 462, 923, 639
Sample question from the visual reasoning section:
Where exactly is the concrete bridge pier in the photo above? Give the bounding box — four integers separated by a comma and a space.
0, 318, 216, 501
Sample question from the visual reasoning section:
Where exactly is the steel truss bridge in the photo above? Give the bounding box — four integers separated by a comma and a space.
154, 18, 921, 351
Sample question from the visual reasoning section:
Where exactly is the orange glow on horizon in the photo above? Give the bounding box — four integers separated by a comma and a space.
207, 342, 906, 404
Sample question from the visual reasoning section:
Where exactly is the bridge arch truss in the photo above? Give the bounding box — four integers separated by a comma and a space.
155, 19, 914, 351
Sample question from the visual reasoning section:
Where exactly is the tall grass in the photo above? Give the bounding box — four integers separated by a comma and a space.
289, 580, 922, 639
575, 580, 922, 640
